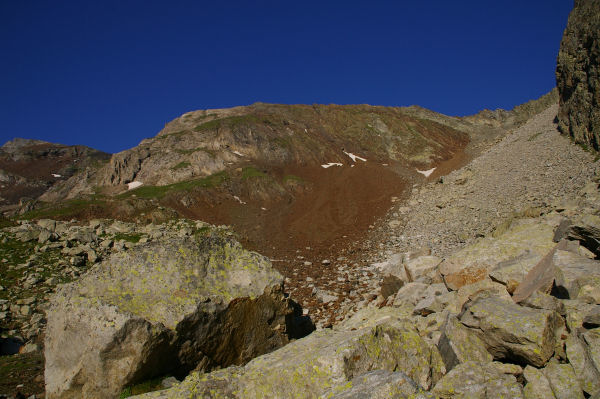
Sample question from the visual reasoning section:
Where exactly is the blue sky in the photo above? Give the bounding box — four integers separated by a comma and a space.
0, 1, 573, 154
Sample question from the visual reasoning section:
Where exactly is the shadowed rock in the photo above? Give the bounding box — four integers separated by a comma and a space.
44, 230, 308, 399
437, 315, 492, 371
556, 0, 600, 150
135, 308, 446, 398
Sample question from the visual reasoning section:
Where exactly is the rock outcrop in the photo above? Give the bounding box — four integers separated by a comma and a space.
556, 0, 600, 150
44, 229, 308, 399
136, 307, 445, 398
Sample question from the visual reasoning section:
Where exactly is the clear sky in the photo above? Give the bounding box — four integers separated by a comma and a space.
0, 1, 573, 154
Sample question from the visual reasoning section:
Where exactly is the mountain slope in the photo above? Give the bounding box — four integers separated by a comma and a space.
26, 97, 556, 264
0, 138, 110, 207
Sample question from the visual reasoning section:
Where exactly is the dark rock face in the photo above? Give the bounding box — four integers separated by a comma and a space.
556, 0, 600, 150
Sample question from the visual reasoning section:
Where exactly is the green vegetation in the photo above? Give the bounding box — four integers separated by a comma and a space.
193, 115, 260, 132
271, 136, 292, 148
174, 147, 216, 158
171, 161, 191, 170
174, 148, 197, 155
113, 233, 142, 243
156, 130, 187, 141
241, 166, 266, 180
0, 233, 76, 302
282, 174, 303, 184
0, 352, 43, 381
193, 225, 212, 239
19, 198, 108, 220
119, 376, 166, 398
0, 216, 16, 228
120, 171, 229, 199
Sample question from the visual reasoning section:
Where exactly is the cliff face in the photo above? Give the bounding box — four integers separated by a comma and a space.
556, 0, 600, 150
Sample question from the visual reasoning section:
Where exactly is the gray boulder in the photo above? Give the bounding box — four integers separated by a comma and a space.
460, 296, 560, 367
562, 300, 600, 331
320, 370, 435, 399
432, 361, 524, 398
553, 249, 600, 299
568, 213, 600, 256
403, 255, 442, 283
437, 315, 492, 371
45, 231, 304, 399
523, 366, 555, 399
543, 362, 585, 399
583, 328, 600, 375
566, 332, 600, 396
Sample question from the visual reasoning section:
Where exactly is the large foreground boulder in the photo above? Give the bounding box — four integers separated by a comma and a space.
136, 308, 446, 398
45, 230, 306, 399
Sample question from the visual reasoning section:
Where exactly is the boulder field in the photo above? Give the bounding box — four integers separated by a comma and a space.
131, 178, 600, 398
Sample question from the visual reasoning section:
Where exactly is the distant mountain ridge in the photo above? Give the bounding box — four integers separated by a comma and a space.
0, 138, 110, 207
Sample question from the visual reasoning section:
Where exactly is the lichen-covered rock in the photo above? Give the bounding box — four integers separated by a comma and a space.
543, 362, 585, 399
403, 255, 442, 283
445, 278, 511, 314
583, 328, 600, 372
568, 213, 600, 256
566, 333, 600, 396
437, 315, 492, 371
392, 282, 429, 307
519, 291, 566, 315
135, 309, 446, 398
523, 366, 556, 399
489, 249, 542, 292
562, 300, 600, 331
460, 296, 560, 367
556, 0, 600, 150
45, 231, 303, 399
553, 249, 600, 299
440, 218, 557, 291
320, 370, 435, 399
432, 361, 524, 398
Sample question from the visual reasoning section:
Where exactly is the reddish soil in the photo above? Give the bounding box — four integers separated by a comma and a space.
165, 161, 417, 325
170, 162, 408, 257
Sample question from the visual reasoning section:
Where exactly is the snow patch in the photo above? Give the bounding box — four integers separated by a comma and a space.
232, 151, 244, 157
128, 181, 143, 190
321, 163, 343, 169
343, 151, 366, 162
416, 168, 436, 177
233, 195, 246, 205
51, 174, 62, 178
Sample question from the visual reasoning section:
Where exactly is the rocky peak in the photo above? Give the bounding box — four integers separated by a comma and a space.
1, 138, 51, 154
